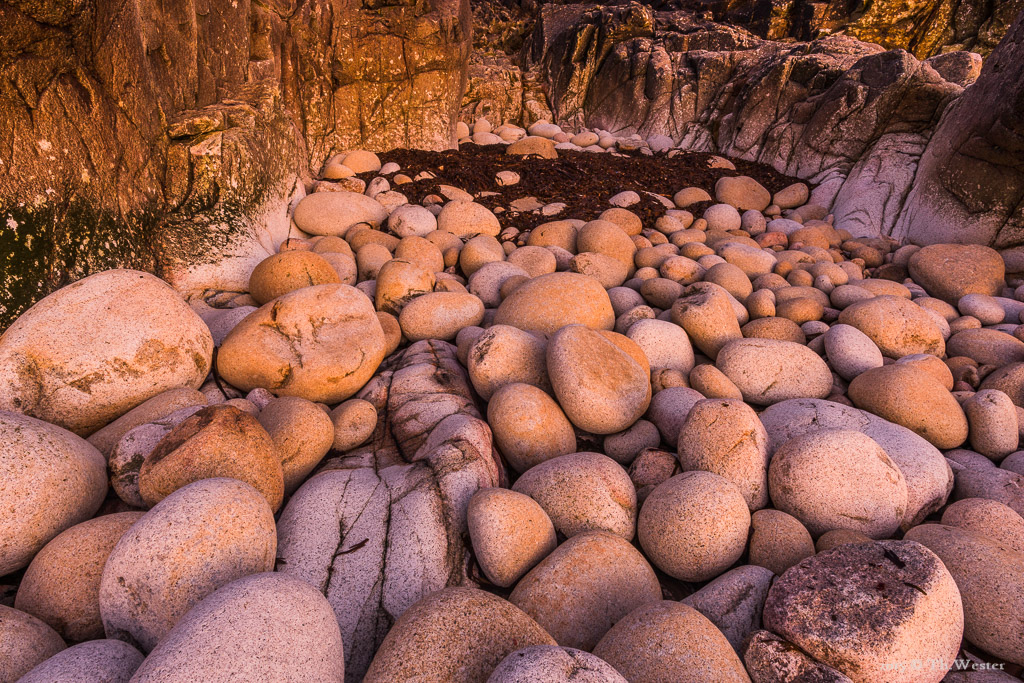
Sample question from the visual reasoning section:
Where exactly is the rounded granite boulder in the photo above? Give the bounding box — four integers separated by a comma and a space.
763, 540, 963, 683
0, 606, 66, 683
363, 587, 555, 683
509, 531, 661, 651
546, 325, 651, 434
0, 411, 108, 575
0, 270, 213, 436
487, 646, 625, 683
494, 272, 615, 336
217, 284, 386, 404
15, 511, 144, 643
99, 478, 277, 652
129, 573, 345, 682
15, 639, 143, 683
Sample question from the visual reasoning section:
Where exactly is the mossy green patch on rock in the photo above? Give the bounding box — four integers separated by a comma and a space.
0, 201, 160, 331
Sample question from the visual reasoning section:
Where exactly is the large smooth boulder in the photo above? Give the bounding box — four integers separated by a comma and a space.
217, 284, 386, 404
494, 272, 615, 336
129, 573, 345, 682
763, 540, 963, 683
905, 523, 1024, 666
716, 338, 833, 406
638, 472, 751, 582
509, 531, 661, 651
15, 639, 143, 683
511, 452, 636, 540
547, 326, 651, 435
487, 646, 626, 683
0, 606, 66, 683
768, 429, 908, 539
677, 398, 770, 510
99, 479, 277, 652
276, 340, 502, 682
0, 412, 107, 575
468, 488, 557, 588
837, 295, 945, 359
291, 191, 388, 238
759, 399, 953, 530
593, 601, 751, 683
15, 512, 144, 643
364, 588, 554, 683
0, 270, 212, 435
906, 244, 1006, 302
137, 404, 284, 510
848, 364, 968, 449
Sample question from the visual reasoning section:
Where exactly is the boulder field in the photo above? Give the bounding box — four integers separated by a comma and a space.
3, 136, 1024, 683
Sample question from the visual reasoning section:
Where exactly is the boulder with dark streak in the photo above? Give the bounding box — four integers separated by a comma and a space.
275, 340, 503, 683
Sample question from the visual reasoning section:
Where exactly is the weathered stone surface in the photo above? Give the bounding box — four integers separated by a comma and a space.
217, 284, 387, 404
895, 14, 1024, 247
15, 639, 143, 683
694, 0, 1019, 58
129, 573, 345, 683
760, 398, 953, 530
0, 270, 212, 436
0, 411, 108, 576
763, 540, 963, 683
99, 478, 277, 652
743, 630, 854, 683
364, 587, 555, 683
276, 340, 502, 682
0, 0, 471, 328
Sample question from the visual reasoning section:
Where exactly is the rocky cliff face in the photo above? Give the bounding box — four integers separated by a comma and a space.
528, 2, 1023, 247
696, 0, 1023, 58
894, 9, 1024, 248
0, 0, 471, 327
1, 0, 1023, 329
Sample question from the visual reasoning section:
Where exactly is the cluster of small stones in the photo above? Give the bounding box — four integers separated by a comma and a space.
3, 118, 1024, 682
455, 117, 679, 156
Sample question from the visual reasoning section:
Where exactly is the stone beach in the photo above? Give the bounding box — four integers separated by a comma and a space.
2, 1, 1024, 678
2, 122, 1024, 681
